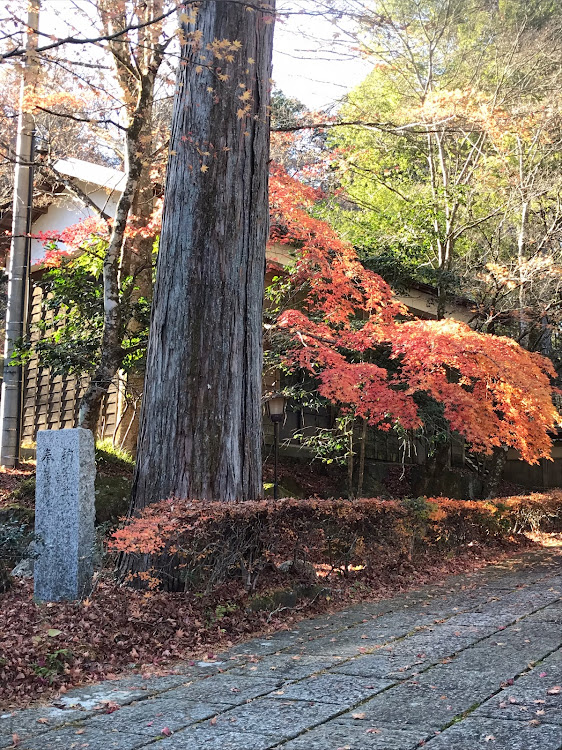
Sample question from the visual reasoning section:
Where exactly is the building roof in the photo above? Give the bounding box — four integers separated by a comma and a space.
53, 158, 126, 193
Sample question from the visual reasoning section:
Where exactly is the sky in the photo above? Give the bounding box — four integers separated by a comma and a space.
37, 0, 372, 113
272, 6, 372, 110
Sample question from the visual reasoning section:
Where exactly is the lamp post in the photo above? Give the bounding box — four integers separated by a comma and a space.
266, 393, 287, 500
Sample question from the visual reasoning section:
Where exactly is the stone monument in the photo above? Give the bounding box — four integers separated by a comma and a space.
34, 428, 96, 601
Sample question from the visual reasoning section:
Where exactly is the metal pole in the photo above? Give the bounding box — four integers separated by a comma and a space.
0, 2, 40, 467
273, 420, 279, 500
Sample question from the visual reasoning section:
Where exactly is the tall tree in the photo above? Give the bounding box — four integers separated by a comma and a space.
131, 1, 275, 508
319, 0, 562, 316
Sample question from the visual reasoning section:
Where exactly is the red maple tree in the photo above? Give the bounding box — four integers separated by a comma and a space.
270, 165, 559, 465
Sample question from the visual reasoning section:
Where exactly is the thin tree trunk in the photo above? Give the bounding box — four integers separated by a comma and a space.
115, 122, 155, 452
80, 0, 165, 434
130, 2, 275, 509
483, 446, 508, 499
357, 417, 367, 497
78, 100, 148, 431
347, 426, 354, 500
517, 199, 529, 344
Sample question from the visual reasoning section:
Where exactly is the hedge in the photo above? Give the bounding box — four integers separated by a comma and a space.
110, 493, 562, 592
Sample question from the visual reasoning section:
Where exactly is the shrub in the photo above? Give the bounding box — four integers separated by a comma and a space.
111, 492, 562, 593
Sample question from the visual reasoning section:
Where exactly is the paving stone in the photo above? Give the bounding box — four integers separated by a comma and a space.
362, 611, 435, 632
535, 646, 562, 665
329, 651, 428, 680
205, 697, 343, 739
416, 622, 488, 644
150, 725, 279, 749
328, 624, 483, 680
110, 673, 194, 695
394, 592, 494, 617
475, 690, 562, 725
163, 674, 282, 705
228, 631, 303, 656
19, 725, 150, 750
298, 623, 477, 666
285, 630, 397, 658
318, 604, 391, 624
444, 612, 515, 630
356, 624, 481, 665
169, 658, 234, 676
281, 721, 426, 749
337, 669, 500, 731
411, 663, 503, 696
476, 591, 560, 620
53, 683, 153, 711
525, 602, 562, 623
272, 674, 393, 706
422, 717, 562, 750
474, 660, 562, 725
230, 654, 342, 681
0, 705, 88, 740
442, 646, 540, 678
89, 696, 225, 736
474, 621, 562, 662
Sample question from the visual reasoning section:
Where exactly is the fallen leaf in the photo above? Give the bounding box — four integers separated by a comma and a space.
484, 735, 496, 742
352, 713, 366, 720
161, 727, 172, 737
47, 629, 62, 638
210, 717, 217, 726
548, 686, 562, 695
366, 728, 381, 734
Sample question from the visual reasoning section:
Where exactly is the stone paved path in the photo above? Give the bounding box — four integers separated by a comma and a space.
4, 548, 562, 749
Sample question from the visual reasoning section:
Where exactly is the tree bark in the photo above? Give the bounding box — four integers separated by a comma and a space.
130, 2, 275, 508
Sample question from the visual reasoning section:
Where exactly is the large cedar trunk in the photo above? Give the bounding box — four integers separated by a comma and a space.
130, 2, 275, 508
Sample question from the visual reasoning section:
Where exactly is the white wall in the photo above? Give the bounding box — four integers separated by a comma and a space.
31, 180, 121, 266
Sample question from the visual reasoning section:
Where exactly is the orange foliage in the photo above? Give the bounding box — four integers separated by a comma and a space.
271, 166, 559, 463
33, 164, 560, 462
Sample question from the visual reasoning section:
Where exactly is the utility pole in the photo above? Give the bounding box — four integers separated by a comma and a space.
0, 2, 40, 467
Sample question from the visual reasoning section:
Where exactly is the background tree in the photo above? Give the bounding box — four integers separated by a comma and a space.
0, 0, 175, 447
314, 0, 562, 317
